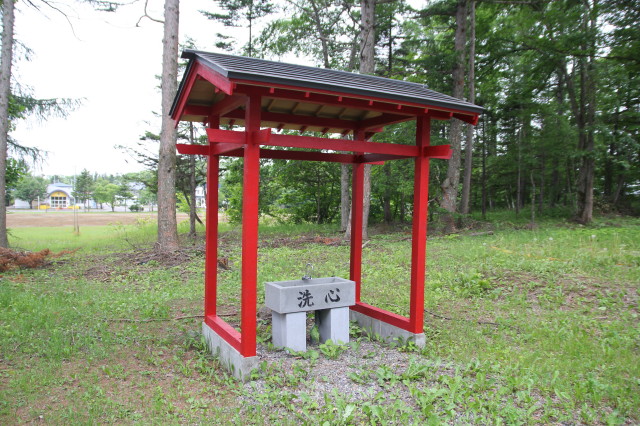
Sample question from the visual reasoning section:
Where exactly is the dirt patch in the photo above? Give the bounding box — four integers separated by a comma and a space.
82, 246, 206, 283
6, 211, 191, 228
260, 234, 347, 249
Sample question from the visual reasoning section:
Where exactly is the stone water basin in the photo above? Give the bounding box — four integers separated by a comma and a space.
265, 277, 355, 314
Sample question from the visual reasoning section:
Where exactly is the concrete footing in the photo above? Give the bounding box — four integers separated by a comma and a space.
350, 310, 426, 348
202, 322, 259, 381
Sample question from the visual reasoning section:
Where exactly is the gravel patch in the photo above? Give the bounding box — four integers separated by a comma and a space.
237, 330, 456, 424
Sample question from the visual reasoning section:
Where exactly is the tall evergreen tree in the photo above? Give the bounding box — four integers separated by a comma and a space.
73, 169, 94, 209
157, 0, 180, 251
202, 0, 275, 57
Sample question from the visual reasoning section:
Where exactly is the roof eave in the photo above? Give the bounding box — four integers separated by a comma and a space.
226, 71, 483, 115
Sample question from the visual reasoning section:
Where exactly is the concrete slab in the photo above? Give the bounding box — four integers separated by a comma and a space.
350, 310, 426, 348
202, 322, 259, 381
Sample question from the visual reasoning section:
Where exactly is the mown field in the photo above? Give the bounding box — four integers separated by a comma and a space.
1, 215, 639, 424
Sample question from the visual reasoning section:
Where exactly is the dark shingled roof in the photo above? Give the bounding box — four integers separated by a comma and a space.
180, 50, 483, 115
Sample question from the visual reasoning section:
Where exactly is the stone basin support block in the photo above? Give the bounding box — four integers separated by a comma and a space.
316, 307, 350, 344
271, 311, 307, 352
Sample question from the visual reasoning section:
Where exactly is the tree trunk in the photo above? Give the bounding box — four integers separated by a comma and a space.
460, 0, 475, 215
612, 174, 624, 206
516, 124, 522, 216
157, 0, 180, 251
539, 153, 545, 214
360, 0, 375, 240
530, 171, 536, 224
0, 0, 15, 248
346, 0, 375, 240
563, 1, 597, 224
309, 0, 331, 69
440, 0, 467, 233
604, 105, 620, 202
550, 159, 559, 208
481, 118, 487, 219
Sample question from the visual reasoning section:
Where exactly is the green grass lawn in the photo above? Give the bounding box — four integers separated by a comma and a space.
1, 215, 638, 423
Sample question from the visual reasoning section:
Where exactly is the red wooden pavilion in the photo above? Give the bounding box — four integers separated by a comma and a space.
170, 51, 482, 378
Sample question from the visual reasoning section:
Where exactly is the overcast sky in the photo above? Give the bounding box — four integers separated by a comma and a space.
11, 0, 425, 178
12, 0, 224, 177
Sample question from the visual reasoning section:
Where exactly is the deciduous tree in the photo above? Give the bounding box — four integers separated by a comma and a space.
14, 175, 47, 209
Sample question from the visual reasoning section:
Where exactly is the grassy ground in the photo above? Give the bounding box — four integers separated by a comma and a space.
1, 215, 638, 423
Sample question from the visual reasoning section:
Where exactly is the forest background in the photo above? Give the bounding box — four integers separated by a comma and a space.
4, 0, 640, 238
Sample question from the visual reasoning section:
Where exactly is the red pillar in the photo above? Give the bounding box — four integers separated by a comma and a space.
350, 130, 366, 302
241, 95, 261, 357
409, 115, 431, 333
204, 115, 220, 319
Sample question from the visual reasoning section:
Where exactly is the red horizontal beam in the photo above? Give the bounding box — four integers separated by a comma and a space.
453, 112, 479, 125
357, 113, 414, 131
180, 142, 450, 163
260, 149, 355, 163
177, 143, 209, 156
206, 128, 245, 144
224, 108, 360, 131
424, 145, 452, 159
361, 153, 412, 163
218, 147, 356, 164
211, 143, 240, 156
205, 314, 242, 353
268, 133, 419, 157
350, 302, 412, 331
205, 128, 271, 145
430, 110, 454, 120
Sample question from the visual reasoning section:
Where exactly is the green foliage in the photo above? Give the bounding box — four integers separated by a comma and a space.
201, 0, 275, 56
13, 174, 47, 208
256, 0, 358, 69
92, 180, 119, 211
116, 181, 133, 205
176, 192, 190, 214
318, 339, 348, 359
270, 153, 341, 224
73, 169, 94, 207
5, 158, 28, 204
220, 157, 281, 223
5, 158, 28, 189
